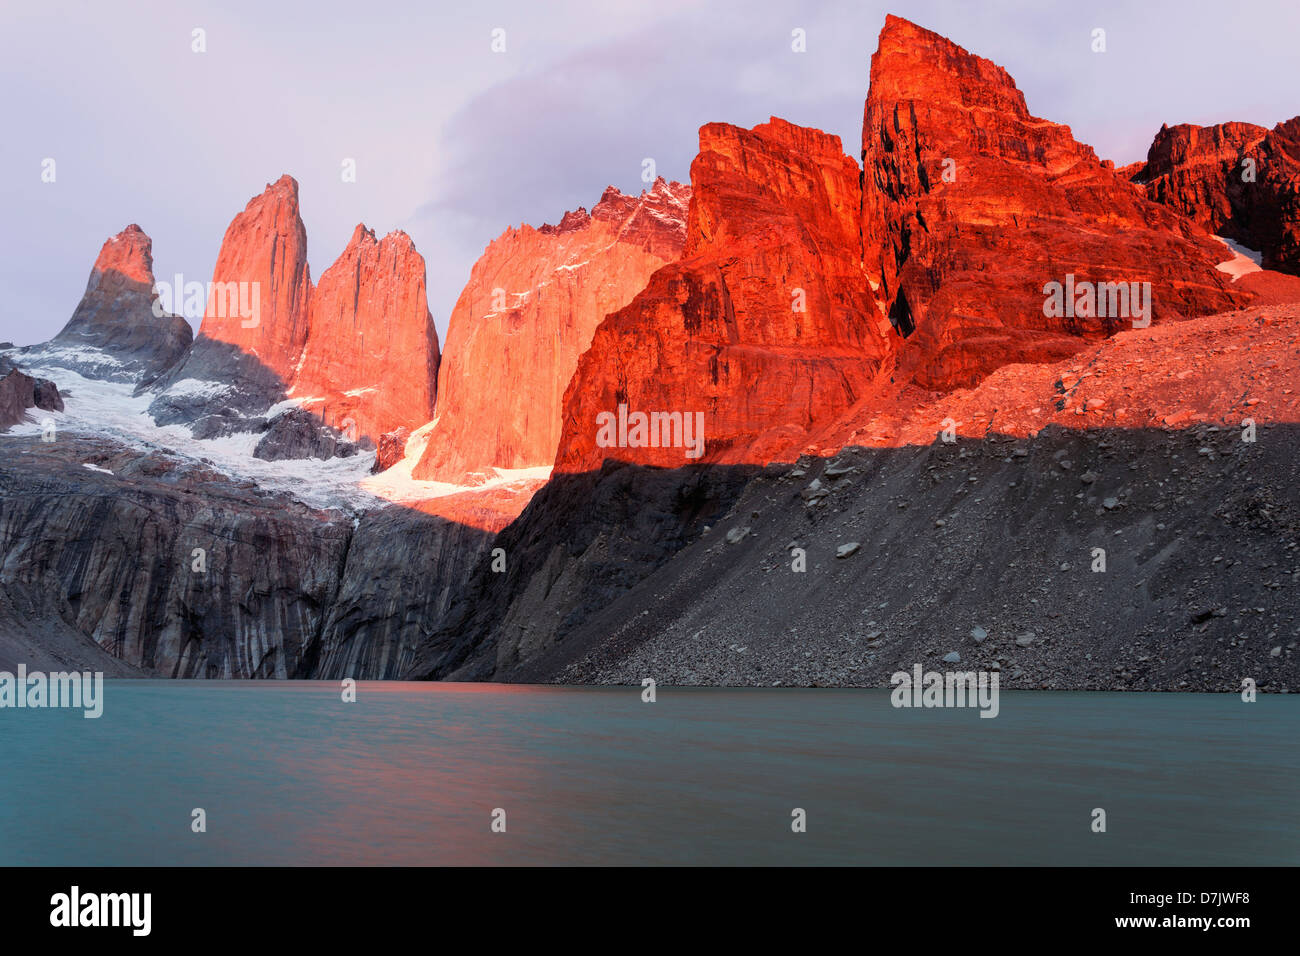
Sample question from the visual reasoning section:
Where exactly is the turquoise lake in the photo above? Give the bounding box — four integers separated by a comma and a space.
1, 683, 1295, 865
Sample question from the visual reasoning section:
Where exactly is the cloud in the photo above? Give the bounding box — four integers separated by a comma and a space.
3, 0, 1299, 347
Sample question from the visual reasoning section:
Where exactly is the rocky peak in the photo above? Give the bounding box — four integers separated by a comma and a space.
539, 207, 593, 235
1129, 117, 1300, 275
553, 116, 887, 475
197, 173, 312, 367
860, 16, 1246, 391
870, 15, 1031, 119
147, 175, 313, 431
87, 223, 155, 291
17, 224, 194, 386
293, 222, 440, 444
411, 179, 690, 483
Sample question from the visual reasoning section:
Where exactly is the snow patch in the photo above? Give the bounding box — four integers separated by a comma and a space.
358, 421, 551, 504
161, 377, 233, 400
3, 366, 380, 511
12, 344, 126, 368
4, 364, 546, 514
1214, 236, 1263, 282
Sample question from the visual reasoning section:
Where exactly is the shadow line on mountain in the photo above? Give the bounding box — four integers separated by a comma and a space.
409, 420, 1300, 689
2, 419, 1298, 689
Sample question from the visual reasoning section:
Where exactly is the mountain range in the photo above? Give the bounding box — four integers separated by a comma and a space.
2, 15, 1297, 690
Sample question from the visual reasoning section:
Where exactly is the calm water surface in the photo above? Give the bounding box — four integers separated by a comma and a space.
0, 682, 1294, 865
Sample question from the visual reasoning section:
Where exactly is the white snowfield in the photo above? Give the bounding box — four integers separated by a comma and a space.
1214, 236, 1264, 281
8, 344, 126, 369
357, 417, 551, 504
159, 377, 234, 400
3, 359, 550, 514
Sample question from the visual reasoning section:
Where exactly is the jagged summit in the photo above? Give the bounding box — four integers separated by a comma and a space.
12, 224, 192, 386
411, 180, 690, 483
861, 13, 1246, 390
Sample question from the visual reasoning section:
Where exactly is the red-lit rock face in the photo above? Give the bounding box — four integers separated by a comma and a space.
295, 225, 439, 442
1137, 121, 1269, 229
87, 223, 156, 290
412, 178, 689, 483
551, 117, 889, 475
152, 176, 441, 447
861, 15, 1247, 392
1131, 118, 1300, 276
551, 117, 894, 476
197, 174, 312, 380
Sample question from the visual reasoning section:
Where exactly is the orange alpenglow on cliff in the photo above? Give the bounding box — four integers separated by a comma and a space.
294, 224, 439, 441
39, 224, 193, 385
1127, 117, 1300, 277
552, 117, 890, 475
199, 173, 313, 381
151, 174, 440, 445
411, 178, 689, 483
551, 15, 1267, 476
861, 15, 1246, 390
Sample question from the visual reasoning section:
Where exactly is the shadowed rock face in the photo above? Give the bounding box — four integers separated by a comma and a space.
16, 225, 192, 387
860, 15, 1248, 391
412, 179, 689, 484
0, 355, 63, 430
0, 435, 351, 677
1130, 118, 1300, 276
0, 433, 500, 678
553, 118, 888, 475
311, 503, 498, 679
253, 408, 360, 461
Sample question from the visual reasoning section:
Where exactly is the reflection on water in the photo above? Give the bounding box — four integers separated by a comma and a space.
0, 682, 1295, 865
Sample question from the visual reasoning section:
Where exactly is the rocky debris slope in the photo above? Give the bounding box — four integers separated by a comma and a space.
1128, 118, 1300, 276
518, 304, 1300, 692
809, 301, 1300, 453
412, 179, 689, 483
407, 461, 757, 680
0, 584, 144, 676
544, 422, 1299, 693
861, 15, 1247, 392
554, 118, 888, 475
11, 225, 192, 386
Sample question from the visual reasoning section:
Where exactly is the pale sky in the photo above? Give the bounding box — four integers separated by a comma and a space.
2, 0, 1297, 347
